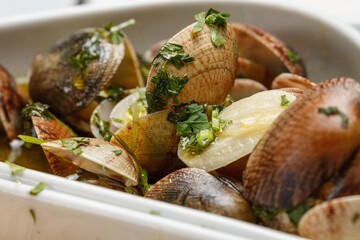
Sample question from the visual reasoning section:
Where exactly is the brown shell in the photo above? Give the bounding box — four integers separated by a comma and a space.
231, 23, 306, 88
243, 77, 360, 208
271, 73, 316, 90
0, 65, 27, 141
32, 116, 80, 177
29, 29, 124, 116
146, 23, 237, 112
110, 110, 185, 180
145, 168, 255, 222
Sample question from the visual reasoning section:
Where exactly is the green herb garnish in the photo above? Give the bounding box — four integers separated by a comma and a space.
318, 106, 349, 129
101, 19, 136, 44
95, 85, 124, 103
168, 103, 230, 153
149, 210, 161, 216
18, 135, 45, 145
61, 138, 90, 156
113, 149, 123, 156
280, 95, 290, 106
5, 161, 25, 176
146, 69, 189, 113
29, 182, 47, 196
91, 112, 112, 141
192, 8, 230, 48
286, 203, 309, 225
286, 51, 300, 63
29, 209, 36, 223
156, 43, 194, 69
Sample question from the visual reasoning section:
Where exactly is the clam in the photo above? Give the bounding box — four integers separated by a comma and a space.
231, 23, 306, 88
111, 109, 185, 179
22, 102, 80, 177
90, 100, 117, 140
298, 195, 360, 240
229, 78, 267, 101
178, 90, 297, 172
243, 77, 360, 209
145, 168, 255, 222
41, 137, 139, 186
146, 19, 237, 113
236, 57, 266, 83
271, 73, 316, 90
0, 65, 28, 141
29, 21, 140, 116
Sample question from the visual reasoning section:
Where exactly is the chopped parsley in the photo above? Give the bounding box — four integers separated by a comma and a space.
91, 112, 112, 141
29, 182, 47, 196
318, 106, 349, 129
286, 51, 300, 63
192, 8, 230, 48
146, 68, 189, 113
280, 95, 290, 106
149, 210, 161, 216
68, 19, 135, 74
61, 138, 90, 156
167, 103, 231, 153
111, 118, 124, 124
29, 209, 36, 223
5, 161, 25, 176
156, 43, 194, 69
18, 135, 45, 145
113, 149, 123, 156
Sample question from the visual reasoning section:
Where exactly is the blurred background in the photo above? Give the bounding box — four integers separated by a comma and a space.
0, 0, 360, 21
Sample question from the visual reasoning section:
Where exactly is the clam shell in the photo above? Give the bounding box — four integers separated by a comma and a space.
230, 78, 267, 101
29, 29, 124, 116
0, 65, 27, 141
243, 77, 360, 209
271, 73, 316, 90
146, 23, 237, 112
90, 100, 117, 140
145, 168, 255, 222
231, 23, 306, 88
111, 109, 185, 179
298, 195, 360, 240
41, 137, 139, 186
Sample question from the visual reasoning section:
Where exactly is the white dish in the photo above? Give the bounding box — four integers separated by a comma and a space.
1, 0, 360, 239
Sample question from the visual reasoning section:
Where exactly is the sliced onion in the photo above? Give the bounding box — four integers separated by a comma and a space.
178, 90, 296, 172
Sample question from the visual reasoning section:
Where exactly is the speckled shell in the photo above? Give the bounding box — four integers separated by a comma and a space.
146, 23, 237, 112
243, 78, 360, 209
145, 168, 255, 222
29, 29, 124, 116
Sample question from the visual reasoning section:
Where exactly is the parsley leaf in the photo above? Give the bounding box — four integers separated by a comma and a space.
29, 209, 36, 223
146, 69, 189, 113
286, 51, 300, 63
113, 149, 123, 156
280, 95, 290, 106
318, 106, 349, 129
95, 85, 124, 103
5, 161, 25, 176
156, 43, 194, 69
192, 8, 230, 48
61, 138, 90, 156
29, 182, 47, 196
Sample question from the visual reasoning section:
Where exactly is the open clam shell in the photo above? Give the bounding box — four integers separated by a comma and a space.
243, 77, 360, 209
0, 65, 27, 141
231, 23, 306, 88
178, 90, 296, 172
230, 78, 267, 101
90, 100, 117, 140
29, 28, 124, 116
111, 109, 185, 179
271, 73, 316, 90
298, 195, 360, 240
145, 168, 255, 222
146, 23, 237, 112
41, 137, 139, 186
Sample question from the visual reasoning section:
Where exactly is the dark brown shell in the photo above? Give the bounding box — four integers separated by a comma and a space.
231, 23, 306, 88
29, 29, 124, 116
243, 77, 360, 208
145, 168, 255, 222
0, 65, 27, 141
